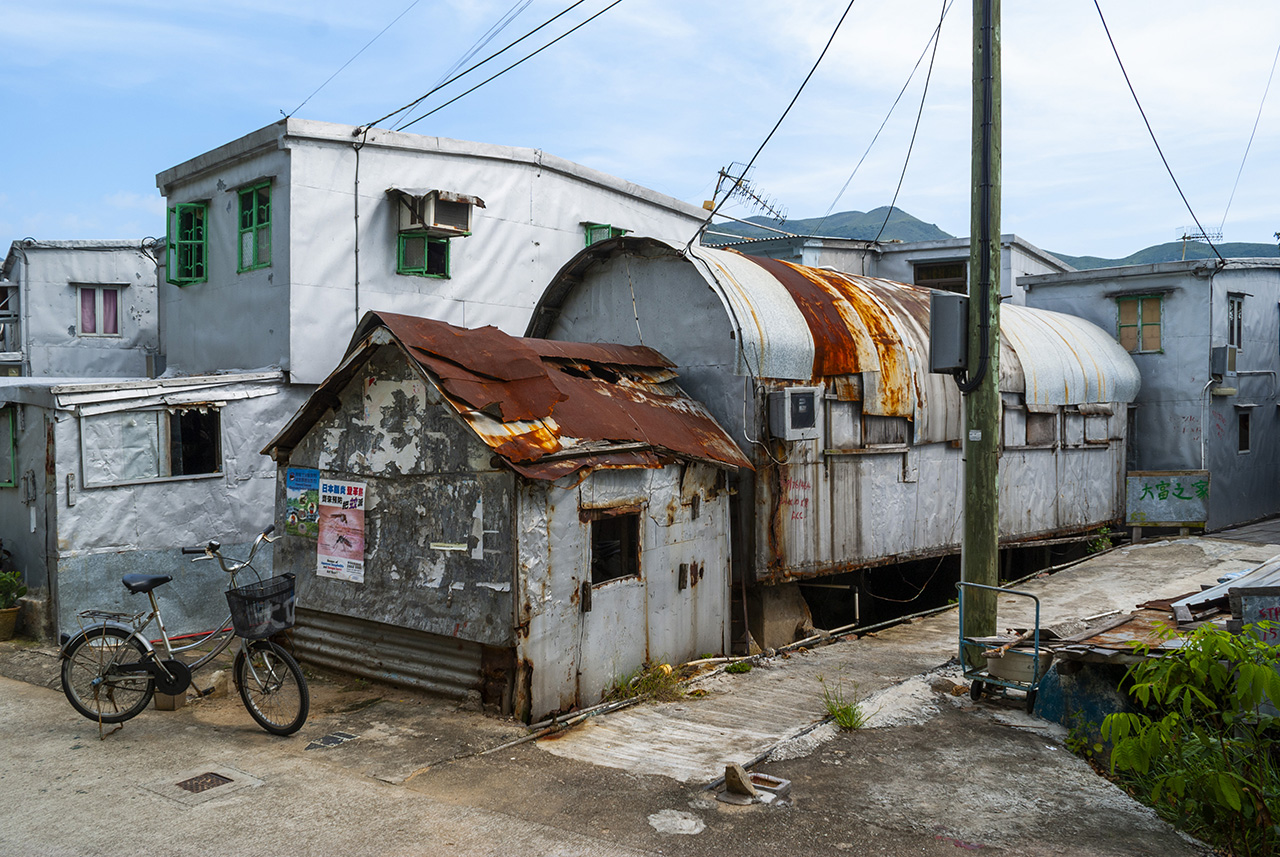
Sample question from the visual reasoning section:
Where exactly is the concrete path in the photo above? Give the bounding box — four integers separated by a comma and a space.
536, 537, 1280, 783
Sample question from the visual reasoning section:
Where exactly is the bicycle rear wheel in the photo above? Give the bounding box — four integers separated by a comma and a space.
234, 640, 309, 736
61, 627, 155, 723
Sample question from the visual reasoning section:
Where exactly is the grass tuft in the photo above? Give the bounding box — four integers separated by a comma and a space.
818, 675, 868, 730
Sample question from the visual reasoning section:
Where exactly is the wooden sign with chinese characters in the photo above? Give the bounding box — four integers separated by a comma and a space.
1125, 470, 1210, 527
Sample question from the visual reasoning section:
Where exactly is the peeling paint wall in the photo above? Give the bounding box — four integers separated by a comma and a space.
275, 344, 516, 647
518, 463, 731, 719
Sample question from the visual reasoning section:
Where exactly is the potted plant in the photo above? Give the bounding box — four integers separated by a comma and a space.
0, 568, 26, 641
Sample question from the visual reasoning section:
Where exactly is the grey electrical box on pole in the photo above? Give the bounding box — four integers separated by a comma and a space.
929, 293, 969, 373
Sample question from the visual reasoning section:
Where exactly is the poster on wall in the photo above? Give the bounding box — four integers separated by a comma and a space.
284, 468, 320, 539
317, 479, 366, 583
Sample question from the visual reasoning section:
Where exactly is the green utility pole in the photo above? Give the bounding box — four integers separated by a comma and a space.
961, 0, 1001, 644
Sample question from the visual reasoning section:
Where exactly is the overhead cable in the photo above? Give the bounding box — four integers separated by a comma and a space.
396, 1, 622, 133
686, 0, 860, 252
356, 0, 592, 134
808, 0, 953, 240
1220, 34, 1280, 232
1093, 0, 1224, 264
872, 0, 947, 244
286, 0, 424, 119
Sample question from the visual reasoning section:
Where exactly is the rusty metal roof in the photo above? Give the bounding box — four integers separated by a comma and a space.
264, 311, 750, 480
531, 238, 1140, 446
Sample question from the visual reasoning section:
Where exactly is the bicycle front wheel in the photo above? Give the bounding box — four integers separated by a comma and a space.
61, 627, 155, 723
234, 640, 309, 736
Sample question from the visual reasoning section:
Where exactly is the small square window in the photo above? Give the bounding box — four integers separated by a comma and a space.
1117, 295, 1162, 353
590, 511, 640, 584
398, 233, 450, 278
584, 222, 628, 247
238, 182, 271, 272
167, 202, 208, 285
77, 286, 121, 337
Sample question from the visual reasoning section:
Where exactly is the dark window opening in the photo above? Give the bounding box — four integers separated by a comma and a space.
590, 512, 640, 584
170, 409, 221, 476
398, 233, 450, 278
1239, 411, 1251, 454
1026, 412, 1057, 447
913, 261, 967, 293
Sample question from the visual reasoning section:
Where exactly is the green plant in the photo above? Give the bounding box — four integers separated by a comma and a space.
1087, 526, 1114, 553
0, 569, 26, 610
818, 675, 868, 730
725, 661, 752, 675
1101, 623, 1280, 856
605, 661, 683, 703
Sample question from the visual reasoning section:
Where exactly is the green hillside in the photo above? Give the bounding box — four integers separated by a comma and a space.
1054, 241, 1280, 270
703, 206, 953, 245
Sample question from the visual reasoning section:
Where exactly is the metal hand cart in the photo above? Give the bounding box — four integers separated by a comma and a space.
956, 581, 1051, 714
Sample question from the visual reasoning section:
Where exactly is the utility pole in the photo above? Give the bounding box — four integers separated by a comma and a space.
960, 0, 1001, 643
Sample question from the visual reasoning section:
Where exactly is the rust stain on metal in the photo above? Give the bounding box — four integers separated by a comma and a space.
1071, 609, 1179, 652
269, 311, 750, 482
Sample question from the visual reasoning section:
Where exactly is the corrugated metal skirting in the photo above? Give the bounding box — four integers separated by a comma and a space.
293, 607, 484, 699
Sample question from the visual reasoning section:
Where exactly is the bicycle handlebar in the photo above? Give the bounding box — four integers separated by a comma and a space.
181, 525, 275, 571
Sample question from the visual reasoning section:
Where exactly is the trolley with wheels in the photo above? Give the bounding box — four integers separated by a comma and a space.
59, 524, 309, 737
956, 581, 1051, 714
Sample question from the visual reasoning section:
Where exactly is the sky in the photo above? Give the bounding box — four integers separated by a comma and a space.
2, 0, 1278, 260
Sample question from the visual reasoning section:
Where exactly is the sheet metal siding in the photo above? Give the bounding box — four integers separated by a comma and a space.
293, 607, 484, 699
278, 346, 515, 647
42, 378, 298, 638
518, 464, 732, 720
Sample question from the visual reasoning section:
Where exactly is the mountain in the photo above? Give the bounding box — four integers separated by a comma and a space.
1053, 241, 1280, 270
703, 206, 953, 245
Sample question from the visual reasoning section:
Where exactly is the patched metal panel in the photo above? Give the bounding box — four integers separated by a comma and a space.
293, 607, 484, 699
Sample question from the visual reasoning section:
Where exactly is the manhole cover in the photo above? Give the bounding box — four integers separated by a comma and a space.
176, 772, 233, 794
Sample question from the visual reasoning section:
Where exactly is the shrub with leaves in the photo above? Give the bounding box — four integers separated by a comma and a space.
1101, 622, 1280, 856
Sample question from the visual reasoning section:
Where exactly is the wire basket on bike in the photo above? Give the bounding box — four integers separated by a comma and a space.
226, 574, 296, 640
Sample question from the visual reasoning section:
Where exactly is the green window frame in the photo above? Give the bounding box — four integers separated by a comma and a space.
238, 182, 272, 272
166, 202, 208, 285
397, 232, 450, 278
1117, 295, 1162, 353
584, 222, 627, 247
0, 405, 15, 488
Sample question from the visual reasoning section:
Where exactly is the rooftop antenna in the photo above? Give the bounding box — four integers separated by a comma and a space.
1178, 225, 1223, 260
706, 163, 788, 224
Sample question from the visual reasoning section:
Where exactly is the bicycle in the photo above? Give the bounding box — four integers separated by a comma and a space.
59, 525, 310, 737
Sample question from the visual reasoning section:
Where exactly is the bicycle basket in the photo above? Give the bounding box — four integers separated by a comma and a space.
226, 574, 296, 640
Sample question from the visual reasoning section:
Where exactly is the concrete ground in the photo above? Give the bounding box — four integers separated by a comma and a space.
3, 534, 1271, 857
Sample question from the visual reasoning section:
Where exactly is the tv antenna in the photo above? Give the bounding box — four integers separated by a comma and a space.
1177, 225, 1223, 260
706, 163, 787, 224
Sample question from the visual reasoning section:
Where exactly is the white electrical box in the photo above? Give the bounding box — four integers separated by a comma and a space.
768, 387, 822, 442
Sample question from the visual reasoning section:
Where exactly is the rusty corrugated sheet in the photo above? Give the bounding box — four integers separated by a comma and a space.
266, 311, 750, 480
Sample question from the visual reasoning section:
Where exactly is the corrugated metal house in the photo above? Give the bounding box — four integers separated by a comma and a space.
529, 237, 1141, 646
263, 312, 749, 721
1023, 258, 1280, 529
1, 240, 160, 377
0, 372, 297, 638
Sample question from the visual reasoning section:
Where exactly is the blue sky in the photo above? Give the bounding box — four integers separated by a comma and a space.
2, 1, 1277, 259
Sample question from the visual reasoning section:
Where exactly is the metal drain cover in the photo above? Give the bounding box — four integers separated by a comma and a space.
176, 772, 233, 794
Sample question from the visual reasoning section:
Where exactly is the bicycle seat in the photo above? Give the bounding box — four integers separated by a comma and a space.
121, 574, 173, 594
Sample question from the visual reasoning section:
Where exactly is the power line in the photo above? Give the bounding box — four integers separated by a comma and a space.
357, 0, 592, 134
1093, 0, 1224, 264
285, 0, 424, 119
1220, 34, 1280, 232
872, 0, 947, 244
687, 0, 860, 251
396, 1, 623, 133
807, 0, 954, 240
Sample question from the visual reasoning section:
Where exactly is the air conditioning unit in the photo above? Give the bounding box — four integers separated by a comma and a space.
389, 188, 485, 236
1211, 344, 1238, 380
768, 387, 822, 442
